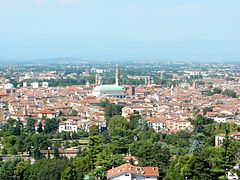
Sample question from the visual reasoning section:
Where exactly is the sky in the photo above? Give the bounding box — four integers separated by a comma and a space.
0, 0, 240, 62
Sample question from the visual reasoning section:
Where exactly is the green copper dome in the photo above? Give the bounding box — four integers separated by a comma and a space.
93, 85, 124, 93
4, 83, 15, 89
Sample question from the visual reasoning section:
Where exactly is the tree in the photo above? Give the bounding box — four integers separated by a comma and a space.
163, 130, 192, 156
101, 100, 124, 125
164, 152, 212, 180
95, 150, 123, 172
23, 133, 50, 155
24, 159, 68, 180
71, 132, 78, 139
213, 87, 222, 94
13, 120, 21, 136
1, 148, 7, 154
0, 160, 21, 180
86, 136, 102, 171
164, 143, 240, 180
187, 151, 212, 179
61, 166, 77, 180
132, 141, 170, 177
108, 115, 128, 136
2, 135, 19, 155
1, 118, 22, 136
109, 136, 129, 154
26, 117, 36, 132
220, 128, 238, 172
13, 160, 30, 180
54, 147, 60, 159
70, 110, 78, 116
188, 133, 205, 153
89, 125, 99, 136
37, 121, 43, 133
32, 147, 41, 160
72, 156, 89, 176
66, 132, 71, 140
129, 114, 141, 129
44, 118, 59, 133
193, 114, 204, 133
203, 106, 213, 115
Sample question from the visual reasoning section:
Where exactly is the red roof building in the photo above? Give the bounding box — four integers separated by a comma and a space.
107, 163, 159, 180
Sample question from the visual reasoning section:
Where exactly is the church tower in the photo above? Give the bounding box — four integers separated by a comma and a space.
95, 74, 102, 85
147, 75, 152, 86
115, 64, 120, 86
95, 74, 99, 85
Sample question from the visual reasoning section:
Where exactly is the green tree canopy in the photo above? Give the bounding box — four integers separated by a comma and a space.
108, 115, 128, 136
44, 118, 59, 133
24, 159, 68, 180
26, 117, 36, 132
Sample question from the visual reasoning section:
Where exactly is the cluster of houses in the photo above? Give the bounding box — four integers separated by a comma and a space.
1, 75, 240, 135
0, 81, 106, 133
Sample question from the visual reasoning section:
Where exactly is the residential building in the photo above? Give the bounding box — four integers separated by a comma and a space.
215, 132, 240, 147
107, 163, 159, 180
140, 116, 166, 132
59, 120, 78, 133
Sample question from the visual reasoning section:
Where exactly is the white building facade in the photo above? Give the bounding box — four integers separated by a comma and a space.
59, 120, 78, 133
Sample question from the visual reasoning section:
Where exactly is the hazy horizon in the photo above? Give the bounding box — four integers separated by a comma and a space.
0, 0, 240, 62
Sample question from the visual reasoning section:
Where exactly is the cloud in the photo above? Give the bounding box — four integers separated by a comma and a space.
179, 3, 203, 13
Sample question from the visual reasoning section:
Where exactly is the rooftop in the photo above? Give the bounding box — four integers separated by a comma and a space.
107, 163, 159, 179
92, 85, 124, 93
4, 83, 15, 90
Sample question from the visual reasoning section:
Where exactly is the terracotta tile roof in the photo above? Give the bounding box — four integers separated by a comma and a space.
40, 149, 79, 154
107, 163, 159, 179
143, 116, 166, 123
59, 120, 77, 125
216, 133, 226, 137
39, 109, 56, 114
0, 91, 6, 96
231, 132, 240, 136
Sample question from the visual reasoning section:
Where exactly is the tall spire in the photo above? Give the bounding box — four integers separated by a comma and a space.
95, 74, 99, 85
115, 64, 120, 86
147, 75, 152, 86
95, 74, 102, 85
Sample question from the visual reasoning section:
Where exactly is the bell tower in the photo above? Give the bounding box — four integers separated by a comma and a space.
115, 64, 120, 86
